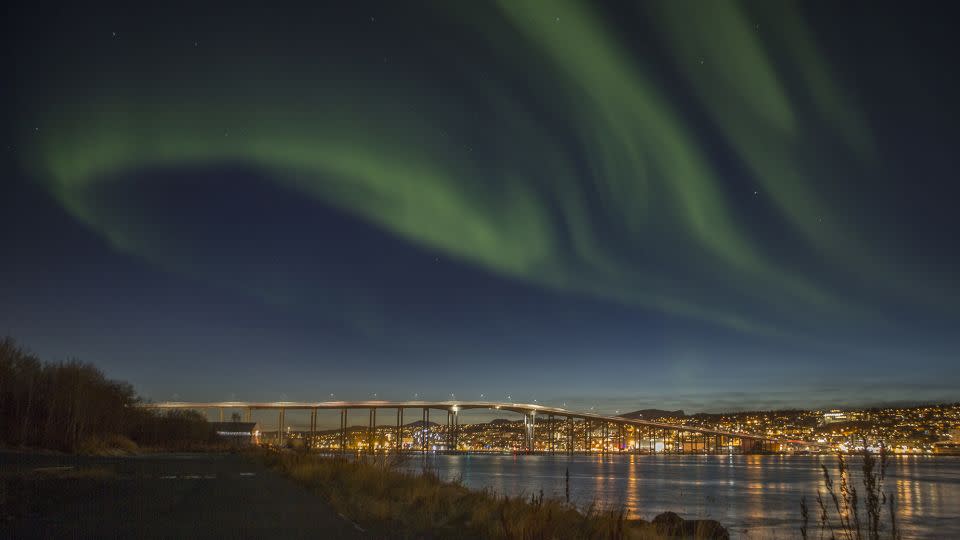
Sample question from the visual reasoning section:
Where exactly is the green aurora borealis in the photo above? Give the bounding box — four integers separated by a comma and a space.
5, 1, 959, 406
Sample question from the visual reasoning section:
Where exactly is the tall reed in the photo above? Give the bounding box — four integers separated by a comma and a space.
800, 444, 901, 540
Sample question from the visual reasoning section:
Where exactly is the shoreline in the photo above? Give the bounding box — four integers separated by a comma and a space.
5, 449, 953, 537
262, 450, 731, 539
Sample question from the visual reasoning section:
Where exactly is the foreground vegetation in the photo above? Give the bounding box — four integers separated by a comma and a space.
0, 337, 216, 453
263, 451, 730, 539
801, 446, 902, 540
3, 335, 908, 537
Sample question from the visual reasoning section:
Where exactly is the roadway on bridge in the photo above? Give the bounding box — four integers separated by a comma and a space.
145, 400, 783, 443
0, 452, 364, 539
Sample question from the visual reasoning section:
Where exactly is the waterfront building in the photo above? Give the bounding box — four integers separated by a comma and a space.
211, 422, 260, 445
822, 410, 848, 425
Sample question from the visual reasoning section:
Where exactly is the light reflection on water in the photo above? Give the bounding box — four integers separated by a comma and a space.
409, 454, 960, 539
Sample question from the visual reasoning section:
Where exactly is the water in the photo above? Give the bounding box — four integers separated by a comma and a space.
411, 454, 960, 539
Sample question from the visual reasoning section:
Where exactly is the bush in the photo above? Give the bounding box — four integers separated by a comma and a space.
78, 434, 139, 455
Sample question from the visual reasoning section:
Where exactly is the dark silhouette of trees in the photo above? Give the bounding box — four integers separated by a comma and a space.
0, 337, 214, 451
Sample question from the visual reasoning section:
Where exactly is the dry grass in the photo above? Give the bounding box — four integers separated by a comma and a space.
262, 451, 675, 539
77, 434, 140, 456
801, 446, 901, 540
77, 432, 242, 455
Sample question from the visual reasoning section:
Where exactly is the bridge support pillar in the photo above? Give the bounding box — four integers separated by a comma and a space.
396, 408, 403, 452
602, 423, 608, 455
583, 420, 593, 454
368, 408, 377, 453
421, 408, 430, 452
524, 412, 536, 453
547, 415, 553, 453
446, 410, 455, 451
450, 410, 456, 451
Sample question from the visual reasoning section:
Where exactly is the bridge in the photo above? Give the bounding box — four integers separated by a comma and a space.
142, 400, 818, 454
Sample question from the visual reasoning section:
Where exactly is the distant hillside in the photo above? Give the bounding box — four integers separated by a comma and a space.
619, 409, 685, 419
403, 420, 438, 428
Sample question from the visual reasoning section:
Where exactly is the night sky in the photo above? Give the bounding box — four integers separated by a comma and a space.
3, 1, 959, 414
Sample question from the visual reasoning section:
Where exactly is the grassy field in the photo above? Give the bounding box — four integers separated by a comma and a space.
262, 451, 731, 539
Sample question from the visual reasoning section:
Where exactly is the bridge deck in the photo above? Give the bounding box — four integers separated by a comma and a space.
141, 400, 817, 446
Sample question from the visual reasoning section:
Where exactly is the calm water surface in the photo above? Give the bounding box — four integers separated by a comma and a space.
411, 454, 959, 539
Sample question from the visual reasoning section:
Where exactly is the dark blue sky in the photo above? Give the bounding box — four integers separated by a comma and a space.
3, 1, 959, 413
